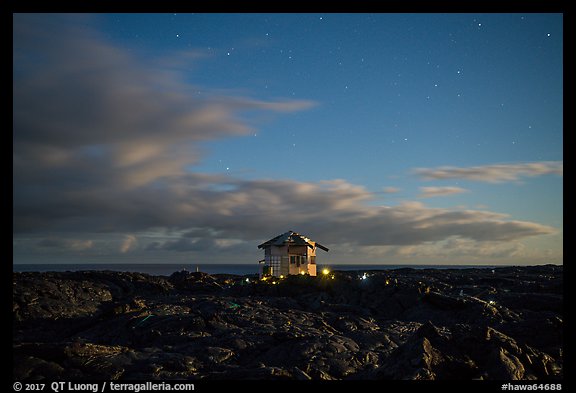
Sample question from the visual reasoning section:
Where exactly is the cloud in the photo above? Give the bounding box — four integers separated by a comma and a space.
12, 15, 559, 263
374, 237, 528, 259
13, 14, 315, 191
418, 186, 469, 198
13, 14, 315, 232
383, 187, 401, 194
147, 236, 246, 252
122, 179, 555, 249
37, 238, 94, 251
414, 161, 563, 183
120, 235, 137, 253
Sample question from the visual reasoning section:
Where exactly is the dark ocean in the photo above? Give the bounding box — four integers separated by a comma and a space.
13, 263, 502, 277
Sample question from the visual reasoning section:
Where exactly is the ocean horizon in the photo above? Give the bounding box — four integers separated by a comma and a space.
11, 262, 524, 277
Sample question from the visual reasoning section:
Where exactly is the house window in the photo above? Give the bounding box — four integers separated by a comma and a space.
290, 255, 308, 265
310, 256, 316, 265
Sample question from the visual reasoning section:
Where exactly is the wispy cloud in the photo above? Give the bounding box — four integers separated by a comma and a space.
418, 186, 469, 198
120, 235, 138, 253
37, 238, 94, 251
414, 161, 563, 183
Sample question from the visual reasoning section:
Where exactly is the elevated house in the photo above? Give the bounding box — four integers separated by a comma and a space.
258, 231, 329, 277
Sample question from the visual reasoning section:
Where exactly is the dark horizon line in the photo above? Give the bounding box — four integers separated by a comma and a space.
12, 262, 562, 266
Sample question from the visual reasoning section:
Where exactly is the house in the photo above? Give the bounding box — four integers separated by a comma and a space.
257, 231, 329, 277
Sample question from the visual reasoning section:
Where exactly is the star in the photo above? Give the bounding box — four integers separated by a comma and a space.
176, 34, 179, 38
547, 33, 551, 37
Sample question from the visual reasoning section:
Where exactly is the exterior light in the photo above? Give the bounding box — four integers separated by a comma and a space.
300, 271, 306, 275
322, 268, 330, 275
280, 275, 284, 279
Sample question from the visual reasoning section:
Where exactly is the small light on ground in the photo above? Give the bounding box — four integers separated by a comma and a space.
322, 268, 330, 275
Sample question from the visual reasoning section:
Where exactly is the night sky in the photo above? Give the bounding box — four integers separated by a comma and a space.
13, 13, 563, 265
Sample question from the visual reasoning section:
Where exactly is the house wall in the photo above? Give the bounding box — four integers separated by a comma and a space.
308, 263, 317, 276
264, 243, 321, 277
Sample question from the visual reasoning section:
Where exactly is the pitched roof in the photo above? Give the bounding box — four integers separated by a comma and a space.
257, 230, 329, 252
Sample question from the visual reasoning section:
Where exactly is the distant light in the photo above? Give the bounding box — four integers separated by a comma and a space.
360, 273, 368, 280
488, 300, 496, 306
300, 271, 306, 275
280, 275, 285, 279
322, 268, 330, 275
245, 278, 250, 283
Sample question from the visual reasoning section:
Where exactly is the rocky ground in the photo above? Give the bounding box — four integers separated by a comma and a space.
13, 265, 562, 380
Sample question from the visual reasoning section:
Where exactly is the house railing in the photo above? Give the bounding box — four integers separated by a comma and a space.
263, 255, 282, 277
